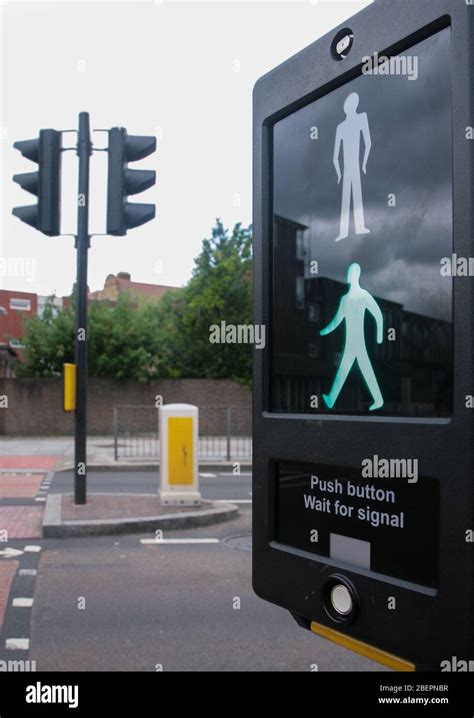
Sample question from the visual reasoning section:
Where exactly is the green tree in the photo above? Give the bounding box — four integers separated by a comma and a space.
17, 298, 74, 377
18, 293, 164, 380
87, 295, 163, 380
18, 220, 253, 384
156, 220, 253, 384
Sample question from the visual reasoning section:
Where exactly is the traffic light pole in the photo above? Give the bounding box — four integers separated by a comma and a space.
74, 112, 92, 505
12, 112, 156, 506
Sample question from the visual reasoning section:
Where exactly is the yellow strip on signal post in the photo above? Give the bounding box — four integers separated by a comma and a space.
310, 622, 415, 672
168, 417, 194, 485
63, 363, 76, 412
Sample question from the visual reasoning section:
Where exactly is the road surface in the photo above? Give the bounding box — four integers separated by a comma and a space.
3, 470, 387, 671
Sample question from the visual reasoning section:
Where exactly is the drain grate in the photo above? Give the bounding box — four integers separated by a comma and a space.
223, 534, 252, 552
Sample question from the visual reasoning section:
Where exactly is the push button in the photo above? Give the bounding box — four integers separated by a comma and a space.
330, 584, 353, 616
324, 575, 357, 623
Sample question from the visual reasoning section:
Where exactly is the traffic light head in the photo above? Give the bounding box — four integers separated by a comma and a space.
106, 127, 156, 236
12, 129, 62, 236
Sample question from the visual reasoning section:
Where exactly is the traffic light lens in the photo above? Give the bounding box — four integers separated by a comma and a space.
125, 135, 156, 162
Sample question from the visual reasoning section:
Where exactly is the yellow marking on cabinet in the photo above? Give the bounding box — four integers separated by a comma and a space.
168, 417, 193, 485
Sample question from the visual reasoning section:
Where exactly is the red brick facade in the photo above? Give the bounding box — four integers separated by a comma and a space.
0, 289, 38, 362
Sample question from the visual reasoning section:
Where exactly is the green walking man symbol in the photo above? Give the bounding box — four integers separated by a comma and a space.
320, 263, 384, 411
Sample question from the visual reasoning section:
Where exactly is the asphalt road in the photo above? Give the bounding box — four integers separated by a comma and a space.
29, 505, 386, 672
24, 470, 387, 671
51, 469, 253, 500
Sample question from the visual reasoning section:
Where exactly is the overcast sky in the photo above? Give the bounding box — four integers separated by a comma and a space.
0, 0, 372, 297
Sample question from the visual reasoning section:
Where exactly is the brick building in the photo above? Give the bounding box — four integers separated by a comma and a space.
89, 272, 177, 303
0, 273, 177, 373
0, 289, 38, 362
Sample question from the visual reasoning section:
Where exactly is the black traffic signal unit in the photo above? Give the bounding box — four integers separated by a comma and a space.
106, 127, 156, 236
13, 129, 62, 236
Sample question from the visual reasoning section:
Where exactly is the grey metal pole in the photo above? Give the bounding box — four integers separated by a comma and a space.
74, 112, 92, 505
226, 407, 231, 461
113, 407, 118, 461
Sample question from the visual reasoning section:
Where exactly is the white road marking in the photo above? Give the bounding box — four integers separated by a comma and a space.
0, 548, 24, 558
214, 499, 251, 504
140, 538, 219, 545
5, 638, 29, 651
35, 497, 46, 502
19, 569, 37, 577
218, 472, 252, 477
199, 473, 217, 478
12, 598, 34, 608
24, 545, 42, 553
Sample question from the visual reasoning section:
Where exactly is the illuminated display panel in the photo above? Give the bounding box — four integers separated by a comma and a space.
271, 27, 453, 417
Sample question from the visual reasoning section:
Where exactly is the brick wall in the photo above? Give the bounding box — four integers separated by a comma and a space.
0, 378, 251, 436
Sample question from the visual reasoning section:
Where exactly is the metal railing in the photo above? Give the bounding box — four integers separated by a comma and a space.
113, 405, 252, 461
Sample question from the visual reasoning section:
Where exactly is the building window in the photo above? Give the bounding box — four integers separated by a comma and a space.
308, 343, 320, 359
308, 304, 321, 323
296, 229, 306, 261
0, 306, 7, 316
296, 276, 305, 309
9, 338, 25, 349
10, 297, 31, 311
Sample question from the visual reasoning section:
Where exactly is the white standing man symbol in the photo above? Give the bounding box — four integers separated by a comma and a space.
320, 263, 384, 412
333, 92, 372, 242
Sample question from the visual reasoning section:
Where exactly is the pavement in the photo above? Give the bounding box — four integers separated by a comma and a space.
0, 453, 55, 664
43, 492, 239, 538
0, 474, 45, 500
0, 562, 18, 631
0, 436, 251, 471
0, 437, 127, 471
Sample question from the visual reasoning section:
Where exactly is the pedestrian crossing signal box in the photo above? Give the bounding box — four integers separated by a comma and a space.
252, 0, 474, 671
159, 404, 201, 507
